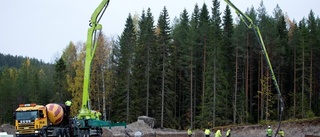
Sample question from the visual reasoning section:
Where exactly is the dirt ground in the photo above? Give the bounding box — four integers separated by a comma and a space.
3, 118, 320, 136
103, 118, 320, 137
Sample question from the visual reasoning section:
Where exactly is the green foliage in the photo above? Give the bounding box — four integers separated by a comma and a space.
155, 6, 177, 128
306, 110, 315, 118
0, 57, 54, 124
2, 0, 320, 131
52, 57, 69, 102
112, 14, 137, 123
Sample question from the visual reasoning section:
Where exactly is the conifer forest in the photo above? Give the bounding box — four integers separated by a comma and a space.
1, 0, 320, 130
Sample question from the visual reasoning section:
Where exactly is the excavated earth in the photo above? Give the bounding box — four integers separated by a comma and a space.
2, 118, 320, 137
102, 118, 320, 137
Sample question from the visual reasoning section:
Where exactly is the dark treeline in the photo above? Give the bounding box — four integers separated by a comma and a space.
0, 53, 56, 123
1, 0, 320, 130
0, 53, 48, 69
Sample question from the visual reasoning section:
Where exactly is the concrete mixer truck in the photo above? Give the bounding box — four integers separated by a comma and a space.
14, 0, 127, 136
14, 102, 85, 137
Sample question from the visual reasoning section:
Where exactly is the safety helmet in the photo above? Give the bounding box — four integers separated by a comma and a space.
268, 126, 271, 128
65, 100, 72, 106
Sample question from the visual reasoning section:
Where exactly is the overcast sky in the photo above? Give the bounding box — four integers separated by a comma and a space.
0, 0, 319, 63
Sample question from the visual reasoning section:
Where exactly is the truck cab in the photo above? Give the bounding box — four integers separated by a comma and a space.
14, 104, 48, 136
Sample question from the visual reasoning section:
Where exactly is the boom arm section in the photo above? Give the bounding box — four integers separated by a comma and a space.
224, 0, 284, 136
78, 0, 110, 119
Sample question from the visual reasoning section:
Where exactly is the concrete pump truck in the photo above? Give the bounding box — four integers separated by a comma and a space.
14, 0, 126, 136
224, 1, 284, 137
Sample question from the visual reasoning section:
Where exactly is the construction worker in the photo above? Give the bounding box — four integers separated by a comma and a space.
226, 129, 231, 137
266, 126, 272, 137
64, 100, 72, 120
277, 129, 284, 137
65, 100, 72, 106
187, 128, 192, 137
215, 129, 222, 137
204, 128, 211, 137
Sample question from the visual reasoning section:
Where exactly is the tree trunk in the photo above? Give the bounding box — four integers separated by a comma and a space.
102, 67, 106, 120
302, 46, 305, 118
213, 41, 216, 127
146, 44, 150, 116
190, 50, 193, 128
233, 46, 238, 124
161, 43, 166, 128
245, 41, 249, 123
293, 42, 297, 119
126, 67, 130, 122
309, 49, 313, 110
260, 52, 264, 121
202, 39, 206, 117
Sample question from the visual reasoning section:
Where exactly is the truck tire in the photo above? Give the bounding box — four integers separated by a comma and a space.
65, 129, 70, 137
84, 130, 89, 137
80, 130, 85, 137
57, 129, 62, 137
61, 129, 67, 137
40, 129, 47, 137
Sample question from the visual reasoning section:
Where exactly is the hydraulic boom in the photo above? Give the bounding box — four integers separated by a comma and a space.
224, 0, 284, 136
78, 0, 110, 119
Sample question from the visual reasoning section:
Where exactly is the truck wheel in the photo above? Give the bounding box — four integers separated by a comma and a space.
41, 129, 47, 137
57, 130, 62, 137
80, 130, 85, 137
61, 129, 67, 137
65, 129, 70, 137
85, 130, 89, 137
97, 128, 102, 137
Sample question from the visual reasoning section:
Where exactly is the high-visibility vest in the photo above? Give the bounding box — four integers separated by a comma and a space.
205, 129, 211, 135
267, 128, 272, 136
188, 129, 192, 135
226, 129, 231, 136
278, 130, 284, 137
215, 130, 222, 137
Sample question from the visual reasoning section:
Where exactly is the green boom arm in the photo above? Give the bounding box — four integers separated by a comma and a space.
224, 0, 284, 136
78, 0, 110, 119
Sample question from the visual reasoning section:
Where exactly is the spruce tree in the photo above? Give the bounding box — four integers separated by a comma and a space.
133, 8, 156, 117
53, 57, 68, 103
155, 6, 175, 128
172, 9, 191, 129
196, 3, 212, 128
307, 10, 317, 114
188, 4, 201, 128
113, 14, 136, 122
221, 4, 234, 125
